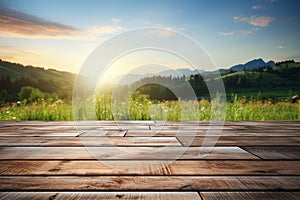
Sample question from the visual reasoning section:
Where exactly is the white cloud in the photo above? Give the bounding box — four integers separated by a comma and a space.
218, 31, 235, 36
0, 6, 123, 40
276, 45, 284, 49
249, 16, 274, 27
111, 18, 121, 23
238, 29, 253, 36
234, 15, 274, 27
252, 4, 264, 10
144, 28, 174, 37
233, 15, 249, 22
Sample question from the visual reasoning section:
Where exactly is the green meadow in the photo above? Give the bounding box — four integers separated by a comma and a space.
1, 94, 299, 121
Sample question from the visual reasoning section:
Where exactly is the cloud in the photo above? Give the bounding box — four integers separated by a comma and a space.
252, 4, 264, 10
276, 45, 284, 49
111, 18, 121, 23
144, 28, 175, 37
218, 31, 235, 36
0, 6, 80, 39
218, 28, 259, 37
234, 15, 274, 27
81, 26, 122, 40
0, 6, 122, 40
249, 16, 274, 26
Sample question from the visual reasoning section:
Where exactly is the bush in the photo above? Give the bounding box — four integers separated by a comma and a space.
18, 86, 45, 103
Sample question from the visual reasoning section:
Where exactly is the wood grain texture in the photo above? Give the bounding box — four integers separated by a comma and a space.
0, 192, 201, 200
177, 136, 300, 146
0, 146, 257, 160
200, 192, 300, 200
243, 147, 300, 159
0, 136, 181, 146
1, 160, 299, 175
0, 176, 299, 191
0, 121, 299, 197
126, 129, 300, 137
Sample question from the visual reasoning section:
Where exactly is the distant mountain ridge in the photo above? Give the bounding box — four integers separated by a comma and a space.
230, 58, 275, 72
119, 58, 276, 84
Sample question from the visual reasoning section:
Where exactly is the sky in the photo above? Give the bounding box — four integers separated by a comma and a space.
0, 0, 299, 74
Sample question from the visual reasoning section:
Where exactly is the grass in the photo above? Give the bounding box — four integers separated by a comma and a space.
0, 94, 299, 121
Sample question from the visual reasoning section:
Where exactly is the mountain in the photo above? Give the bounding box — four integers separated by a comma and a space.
118, 68, 202, 84
118, 58, 277, 84
230, 58, 275, 72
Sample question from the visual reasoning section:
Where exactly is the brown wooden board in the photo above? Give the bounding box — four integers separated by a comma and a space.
177, 136, 300, 146
243, 147, 300, 159
0, 147, 257, 160
1, 160, 299, 175
0, 137, 181, 147
126, 130, 300, 137
0, 176, 299, 191
0, 192, 201, 200
200, 192, 300, 200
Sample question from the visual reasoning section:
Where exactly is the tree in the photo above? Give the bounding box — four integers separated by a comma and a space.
18, 86, 44, 103
0, 89, 8, 103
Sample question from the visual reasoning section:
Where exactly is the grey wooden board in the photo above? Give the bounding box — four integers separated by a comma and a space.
200, 192, 300, 200
0, 147, 257, 160
0, 137, 181, 147
1, 160, 299, 175
177, 136, 300, 146
243, 147, 300, 159
0, 192, 201, 200
0, 176, 299, 190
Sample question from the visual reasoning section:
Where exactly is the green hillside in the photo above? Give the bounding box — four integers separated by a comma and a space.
0, 59, 75, 102
1, 59, 299, 103
133, 61, 300, 101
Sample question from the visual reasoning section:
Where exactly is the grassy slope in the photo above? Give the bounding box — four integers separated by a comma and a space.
0, 60, 75, 83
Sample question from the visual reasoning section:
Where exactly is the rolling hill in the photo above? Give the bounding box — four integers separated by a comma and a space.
0, 59, 76, 102
0, 58, 299, 102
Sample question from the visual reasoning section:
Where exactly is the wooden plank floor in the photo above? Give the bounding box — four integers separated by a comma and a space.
0, 121, 299, 199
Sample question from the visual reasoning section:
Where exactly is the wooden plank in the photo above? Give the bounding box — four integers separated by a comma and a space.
0, 131, 81, 137
0, 147, 257, 160
0, 120, 156, 126
200, 192, 300, 200
155, 120, 300, 126
0, 192, 201, 200
177, 136, 300, 146
0, 120, 299, 126
1, 160, 299, 175
126, 130, 300, 137
150, 126, 234, 130
243, 147, 300, 159
0, 137, 181, 147
79, 130, 127, 137
0, 176, 299, 190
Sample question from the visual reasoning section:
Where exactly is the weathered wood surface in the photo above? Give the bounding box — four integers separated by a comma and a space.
0, 121, 299, 199
1, 176, 299, 190
200, 192, 300, 200
1, 160, 299, 175
0, 192, 201, 200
